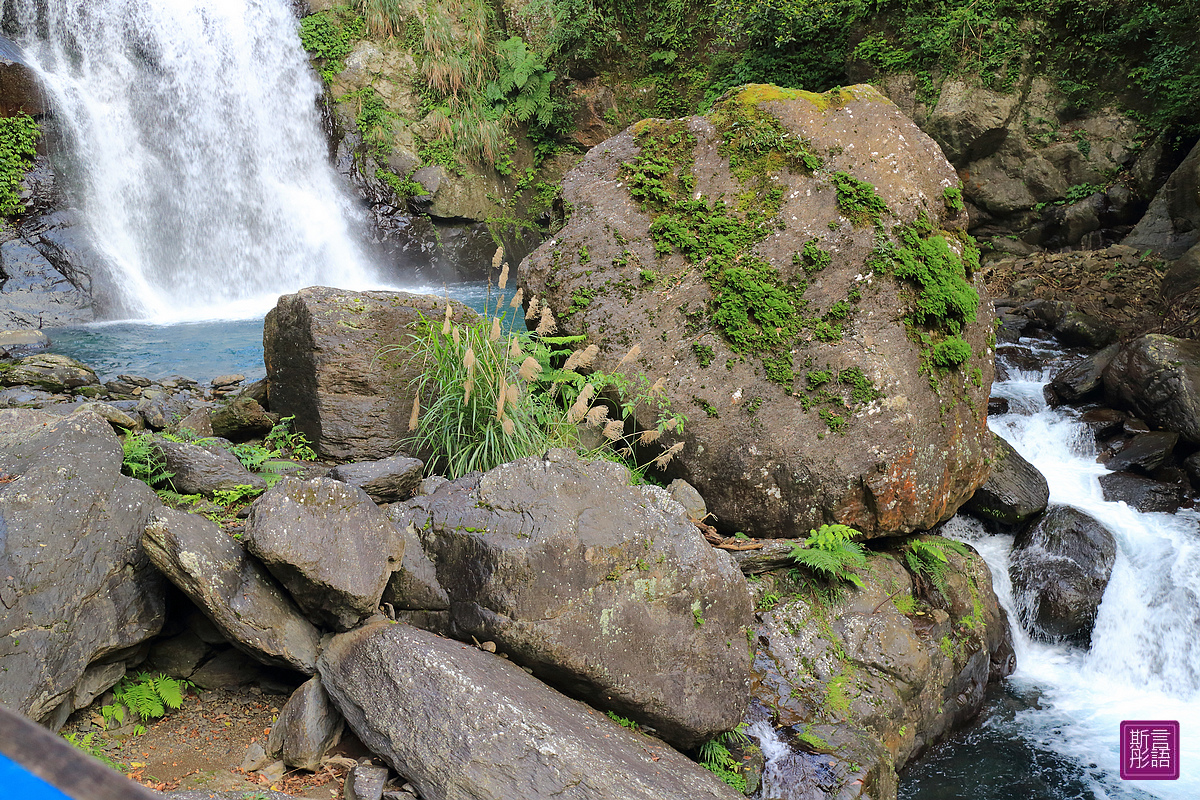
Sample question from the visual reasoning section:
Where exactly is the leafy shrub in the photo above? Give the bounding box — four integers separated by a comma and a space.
0, 112, 39, 217
265, 415, 317, 461
299, 10, 364, 81
790, 523, 868, 588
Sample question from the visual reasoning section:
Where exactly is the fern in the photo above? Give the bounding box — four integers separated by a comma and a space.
902, 537, 969, 600
121, 432, 174, 488
103, 672, 191, 733
789, 523, 867, 588
698, 737, 748, 792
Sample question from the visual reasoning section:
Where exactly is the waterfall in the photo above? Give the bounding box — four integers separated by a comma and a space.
907, 343, 1200, 799
9, 0, 379, 322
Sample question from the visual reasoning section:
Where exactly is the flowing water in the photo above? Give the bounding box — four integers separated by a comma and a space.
750, 340, 1200, 798
9, 0, 379, 322
899, 342, 1200, 799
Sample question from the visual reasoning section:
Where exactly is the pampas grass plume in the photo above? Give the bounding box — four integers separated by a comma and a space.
510, 288, 524, 308
490, 317, 501, 341
408, 394, 420, 432
536, 305, 557, 335
526, 295, 539, 321
585, 405, 609, 427
654, 441, 684, 469
619, 344, 641, 365
603, 420, 624, 441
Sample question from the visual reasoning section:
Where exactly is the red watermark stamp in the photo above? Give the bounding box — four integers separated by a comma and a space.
1120, 720, 1179, 780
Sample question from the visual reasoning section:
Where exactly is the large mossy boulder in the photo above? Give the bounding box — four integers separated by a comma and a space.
318, 622, 743, 800
1102, 334, 1200, 443
263, 287, 474, 461
1009, 506, 1116, 646
748, 536, 1013, 800
519, 84, 994, 538
395, 449, 753, 749
0, 409, 166, 723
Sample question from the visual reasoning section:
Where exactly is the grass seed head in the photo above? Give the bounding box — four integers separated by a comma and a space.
464, 346, 477, 374
501, 416, 515, 436
603, 420, 624, 441
498, 263, 510, 290
654, 441, 684, 469
518, 356, 542, 381
490, 317, 501, 341
585, 405, 609, 427
408, 394, 420, 432
619, 344, 641, 365
526, 295, 539, 321
509, 336, 522, 358
536, 305, 557, 335
510, 287, 524, 308
639, 428, 662, 444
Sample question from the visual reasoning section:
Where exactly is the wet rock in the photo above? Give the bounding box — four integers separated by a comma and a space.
266, 676, 344, 772
749, 538, 1012, 798
1080, 408, 1126, 439
521, 84, 993, 538
1010, 506, 1116, 645
210, 394, 277, 440
0, 409, 166, 721
1044, 345, 1119, 407
963, 433, 1049, 531
1102, 335, 1200, 443
401, 449, 753, 748
263, 287, 475, 461
995, 313, 1029, 343
0, 328, 49, 356
142, 508, 321, 673
150, 436, 267, 497
1098, 472, 1183, 513
0, 353, 98, 392
318, 622, 743, 800
1053, 309, 1117, 349
244, 477, 400, 631
987, 397, 1010, 415
1103, 431, 1178, 473
328, 454, 424, 503
1184, 452, 1200, 487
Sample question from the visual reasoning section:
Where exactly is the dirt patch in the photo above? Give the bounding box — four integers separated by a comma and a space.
62, 684, 357, 798
981, 245, 1197, 339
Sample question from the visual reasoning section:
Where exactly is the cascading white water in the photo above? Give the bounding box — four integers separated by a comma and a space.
11, 0, 379, 322
929, 344, 1200, 799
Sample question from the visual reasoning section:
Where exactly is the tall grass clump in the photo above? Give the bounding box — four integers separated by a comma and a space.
403, 252, 687, 479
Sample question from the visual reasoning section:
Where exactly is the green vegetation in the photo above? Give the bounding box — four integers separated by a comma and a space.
692, 342, 715, 367
831, 171, 888, 227
63, 732, 124, 772
698, 736, 749, 792
789, 524, 868, 588
102, 672, 191, 736
942, 186, 964, 214
299, 9, 364, 81
0, 113, 40, 218
606, 710, 640, 729
901, 537, 970, 600
121, 432, 174, 488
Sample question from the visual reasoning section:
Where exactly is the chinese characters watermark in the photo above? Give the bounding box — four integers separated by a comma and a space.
1121, 720, 1179, 780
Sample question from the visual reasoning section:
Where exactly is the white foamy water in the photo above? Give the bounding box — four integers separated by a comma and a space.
10, 0, 381, 322
941, 347, 1200, 799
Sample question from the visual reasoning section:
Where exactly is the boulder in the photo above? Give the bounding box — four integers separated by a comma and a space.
1052, 310, 1117, 350
749, 539, 1012, 799
74, 401, 142, 431
1045, 345, 1118, 407
380, 515, 449, 612
344, 763, 389, 800
210, 394, 277, 440
1098, 472, 1182, 513
318, 622, 743, 800
145, 629, 212, 679
962, 433, 1048, 531
1009, 506, 1116, 645
1102, 335, 1200, 443
244, 477, 400, 630
1080, 408, 1126, 439
0, 353, 99, 392
1161, 243, 1200, 302
142, 508, 322, 673
263, 287, 475, 461
0, 35, 46, 117
150, 436, 268, 496
1103, 431, 1178, 473
1125, 140, 1200, 259
136, 389, 189, 431
266, 676, 344, 772
0, 328, 49, 355
0, 409, 166, 722
189, 648, 261, 689
402, 449, 753, 748
174, 406, 215, 438
924, 80, 1018, 166
520, 84, 993, 538
328, 454, 424, 503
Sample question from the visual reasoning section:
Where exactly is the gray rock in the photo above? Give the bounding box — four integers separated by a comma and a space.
1098, 472, 1182, 513
0, 227, 94, 328
1104, 431, 1179, 473
210, 395, 277, 439
189, 647, 261, 689
1125, 139, 1200, 258
241, 741, 269, 773
173, 406, 214, 438
1161, 243, 1200, 302
260, 761, 287, 783
74, 401, 142, 431
925, 80, 1018, 166
150, 436, 267, 497
136, 389, 189, 431
263, 287, 475, 461
667, 478, 707, 523
404, 449, 752, 748
418, 476, 449, 496
245, 477, 400, 631
344, 763, 389, 800
1045, 345, 1119, 407
1010, 506, 1117, 645
0, 409, 166, 722
318, 622, 742, 800
381, 516, 449, 612
329, 455, 424, 503
145, 629, 211, 678
0, 328, 49, 355
963, 433, 1048, 531
1053, 310, 1117, 350
267, 676, 344, 772
1102, 335, 1200, 443
211, 374, 245, 389
70, 662, 127, 711
1184, 452, 1200, 487
142, 508, 321, 673
0, 353, 98, 392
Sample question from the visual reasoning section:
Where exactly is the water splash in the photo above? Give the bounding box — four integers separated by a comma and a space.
9, 0, 379, 322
